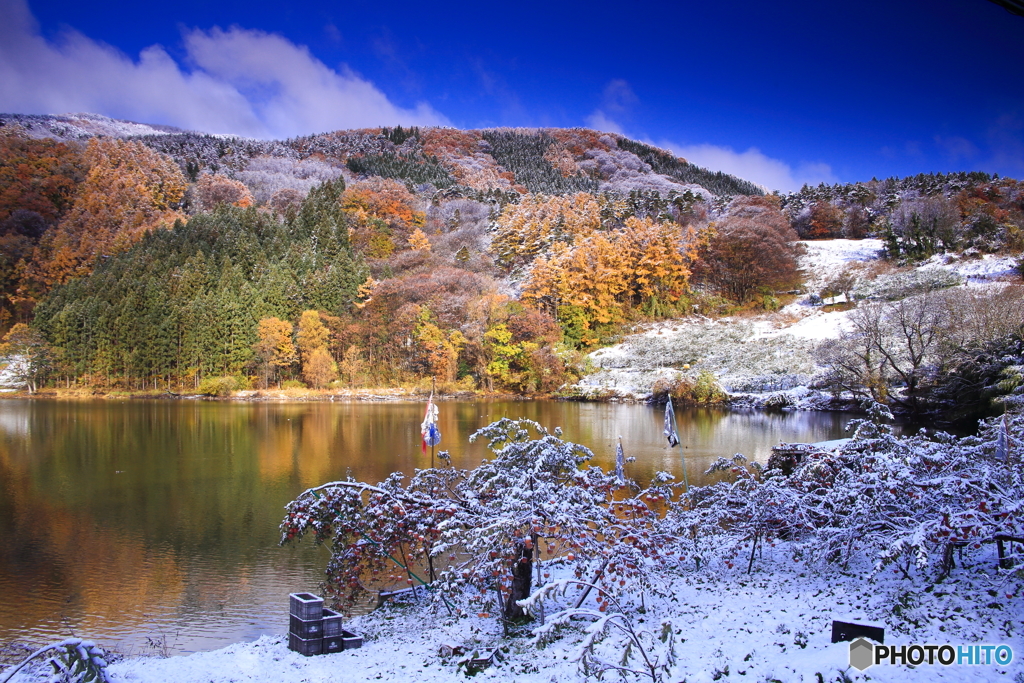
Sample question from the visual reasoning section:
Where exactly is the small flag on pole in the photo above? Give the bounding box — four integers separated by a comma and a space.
664, 396, 679, 447
615, 436, 625, 485
995, 413, 1009, 463
421, 394, 440, 453
663, 394, 689, 490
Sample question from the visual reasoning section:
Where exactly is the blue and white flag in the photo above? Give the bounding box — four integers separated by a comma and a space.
421, 394, 440, 452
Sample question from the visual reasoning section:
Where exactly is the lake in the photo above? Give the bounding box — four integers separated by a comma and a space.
0, 399, 857, 656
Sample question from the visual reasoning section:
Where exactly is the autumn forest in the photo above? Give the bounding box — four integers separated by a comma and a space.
0, 117, 1021, 395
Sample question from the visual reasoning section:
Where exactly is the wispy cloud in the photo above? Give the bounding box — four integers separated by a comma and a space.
988, 112, 1024, 174
0, 0, 448, 138
934, 135, 980, 163
583, 80, 835, 193
585, 79, 636, 135
585, 110, 626, 135
655, 142, 838, 193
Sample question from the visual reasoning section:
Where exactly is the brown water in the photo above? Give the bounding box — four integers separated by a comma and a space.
0, 399, 856, 655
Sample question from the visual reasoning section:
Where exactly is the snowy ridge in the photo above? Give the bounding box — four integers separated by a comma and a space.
0, 113, 183, 141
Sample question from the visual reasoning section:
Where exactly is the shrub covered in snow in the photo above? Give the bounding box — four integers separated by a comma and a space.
279, 418, 672, 623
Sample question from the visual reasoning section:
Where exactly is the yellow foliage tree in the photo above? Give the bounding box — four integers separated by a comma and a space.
302, 347, 337, 389
521, 216, 697, 344
254, 317, 296, 388
491, 192, 601, 268
296, 310, 329, 364
414, 308, 466, 384
354, 276, 378, 309
619, 216, 696, 303
339, 344, 365, 386
408, 227, 431, 252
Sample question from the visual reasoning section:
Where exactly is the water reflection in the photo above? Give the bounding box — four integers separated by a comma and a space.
0, 399, 854, 655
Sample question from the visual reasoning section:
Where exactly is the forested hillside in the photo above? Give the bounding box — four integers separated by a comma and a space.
782, 172, 1024, 257
0, 114, 1020, 395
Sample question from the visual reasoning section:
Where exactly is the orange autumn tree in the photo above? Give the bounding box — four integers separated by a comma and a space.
27, 139, 186, 291
522, 216, 696, 346
0, 135, 88, 325
491, 192, 602, 269
341, 178, 425, 258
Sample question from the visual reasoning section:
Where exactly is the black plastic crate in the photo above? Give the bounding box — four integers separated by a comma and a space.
322, 635, 345, 654
322, 608, 343, 637
288, 633, 322, 657
289, 593, 324, 621
289, 614, 324, 639
342, 630, 363, 650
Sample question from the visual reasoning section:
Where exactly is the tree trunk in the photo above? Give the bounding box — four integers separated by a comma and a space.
503, 542, 533, 622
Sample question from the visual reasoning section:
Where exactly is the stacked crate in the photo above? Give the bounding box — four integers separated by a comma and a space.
287, 592, 364, 656
288, 593, 324, 656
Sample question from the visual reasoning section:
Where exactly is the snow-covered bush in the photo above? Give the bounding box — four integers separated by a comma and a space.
520, 580, 677, 683
662, 402, 1024, 581
279, 418, 672, 623
0, 638, 111, 683
852, 265, 962, 301
794, 411, 1023, 578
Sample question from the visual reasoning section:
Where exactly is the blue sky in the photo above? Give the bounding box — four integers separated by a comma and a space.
1, 0, 1022, 191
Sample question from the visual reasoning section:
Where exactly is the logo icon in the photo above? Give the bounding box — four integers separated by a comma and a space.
849, 638, 874, 671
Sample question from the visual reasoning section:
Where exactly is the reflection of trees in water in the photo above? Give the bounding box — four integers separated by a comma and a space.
0, 399, 855, 651
0, 469, 185, 639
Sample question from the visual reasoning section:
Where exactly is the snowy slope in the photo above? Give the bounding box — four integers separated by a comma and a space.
38, 551, 1015, 683
571, 239, 1021, 403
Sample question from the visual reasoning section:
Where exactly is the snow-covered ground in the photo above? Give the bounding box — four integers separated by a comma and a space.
571, 240, 1021, 404
799, 238, 885, 294
12, 551, 1013, 683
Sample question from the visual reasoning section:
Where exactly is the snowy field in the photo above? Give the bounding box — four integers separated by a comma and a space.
12, 553, 1014, 683
798, 239, 885, 294
572, 240, 1021, 403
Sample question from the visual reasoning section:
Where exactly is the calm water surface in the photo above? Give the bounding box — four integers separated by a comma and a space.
0, 399, 856, 655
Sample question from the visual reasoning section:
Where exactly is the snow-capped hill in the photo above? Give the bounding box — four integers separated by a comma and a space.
0, 112, 184, 141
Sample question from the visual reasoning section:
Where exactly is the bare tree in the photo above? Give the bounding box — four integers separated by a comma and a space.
817, 287, 1024, 414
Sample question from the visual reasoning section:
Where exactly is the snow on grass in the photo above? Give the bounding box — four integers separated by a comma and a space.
919, 252, 1020, 284
798, 239, 884, 294
572, 239, 1021, 403
576, 318, 821, 400
84, 550, 1022, 683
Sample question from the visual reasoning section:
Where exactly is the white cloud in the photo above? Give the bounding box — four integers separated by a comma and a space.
585, 80, 637, 136
655, 141, 837, 193
599, 79, 637, 115
0, 0, 449, 138
580, 80, 835, 193
585, 110, 626, 135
